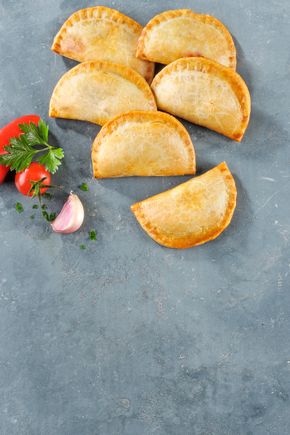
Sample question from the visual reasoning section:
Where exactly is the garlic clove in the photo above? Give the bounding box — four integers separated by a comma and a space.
51, 192, 84, 234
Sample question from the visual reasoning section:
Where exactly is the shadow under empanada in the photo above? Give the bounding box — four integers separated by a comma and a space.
238, 107, 289, 160
95, 158, 239, 209
62, 56, 78, 70
212, 172, 252, 245
96, 175, 192, 203
232, 36, 254, 94
179, 117, 236, 145
52, 119, 98, 184
54, 118, 100, 141
43, 130, 70, 187
178, 171, 253, 257
177, 104, 289, 164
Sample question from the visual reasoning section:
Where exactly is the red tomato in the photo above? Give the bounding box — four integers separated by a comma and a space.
0, 165, 9, 184
0, 114, 40, 184
15, 162, 51, 196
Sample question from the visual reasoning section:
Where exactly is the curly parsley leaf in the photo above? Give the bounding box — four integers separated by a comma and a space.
0, 119, 64, 173
37, 147, 64, 174
1, 136, 35, 171
37, 119, 49, 143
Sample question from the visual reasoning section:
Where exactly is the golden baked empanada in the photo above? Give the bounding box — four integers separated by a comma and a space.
137, 9, 236, 69
91, 111, 196, 178
151, 57, 251, 141
131, 162, 236, 248
49, 61, 157, 126
52, 6, 154, 83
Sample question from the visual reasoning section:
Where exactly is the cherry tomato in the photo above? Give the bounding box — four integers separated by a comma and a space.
0, 114, 40, 184
15, 162, 51, 196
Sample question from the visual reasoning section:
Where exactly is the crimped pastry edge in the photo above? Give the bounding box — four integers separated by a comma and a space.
151, 56, 251, 141
51, 6, 155, 83
131, 162, 237, 248
49, 60, 157, 126
91, 110, 196, 178
136, 9, 236, 69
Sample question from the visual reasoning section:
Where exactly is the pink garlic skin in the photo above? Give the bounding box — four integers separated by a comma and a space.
51, 193, 84, 234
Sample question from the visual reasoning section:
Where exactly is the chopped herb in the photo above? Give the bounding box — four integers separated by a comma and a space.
89, 229, 97, 241
42, 211, 49, 220
49, 212, 56, 221
42, 210, 56, 222
30, 184, 58, 223
80, 244, 86, 250
15, 202, 24, 213
43, 192, 52, 200
0, 119, 64, 173
30, 215, 35, 220
79, 182, 89, 192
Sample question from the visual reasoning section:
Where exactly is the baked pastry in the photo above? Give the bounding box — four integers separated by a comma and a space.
49, 61, 157, 126
51, 6, 154, 82
131, 162, 236, 248
151, 57, 251, 141
92, 111, 196, 178
137, 9, 236, 69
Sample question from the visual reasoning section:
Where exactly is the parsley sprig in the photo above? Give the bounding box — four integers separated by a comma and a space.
0, 119, 64, 173
28, 177, 59, 201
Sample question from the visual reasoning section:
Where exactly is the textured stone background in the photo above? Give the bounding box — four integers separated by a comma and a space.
0, 0, 290, 434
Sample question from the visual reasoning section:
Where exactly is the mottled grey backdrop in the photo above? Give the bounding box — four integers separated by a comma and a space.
0, 0, 290, 434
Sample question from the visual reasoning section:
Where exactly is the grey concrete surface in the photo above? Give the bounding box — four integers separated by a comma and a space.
0, 0, 290, 434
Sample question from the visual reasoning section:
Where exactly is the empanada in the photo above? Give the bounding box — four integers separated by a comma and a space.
51, 6, 154, 83
92, 111, 196, 178
131, 162, 236, 248
151, 57, 251, 141
49, 61, 157, 126
137, 9, 236, 69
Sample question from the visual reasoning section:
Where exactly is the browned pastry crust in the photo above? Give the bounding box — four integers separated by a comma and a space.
136, 9, 236, 69
52, 6, 154, 83
151, 57, 251, 141
92, 110, 196, 178
131, 162, 237, 248
49, 61, 157, 126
